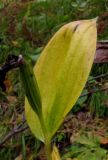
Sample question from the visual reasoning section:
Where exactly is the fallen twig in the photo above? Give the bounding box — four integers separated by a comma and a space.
87, 73, 108, 83
80, 87, 108, 97
0, 126, 28, 147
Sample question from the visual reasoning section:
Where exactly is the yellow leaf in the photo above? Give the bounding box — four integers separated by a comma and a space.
25, 97, 44, 142
15, 154, 22, 160
25, 19, 97, 141
12, 41, 19, 47
52, 146, 61, 160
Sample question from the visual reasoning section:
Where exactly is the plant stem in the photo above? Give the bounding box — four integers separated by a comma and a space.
45, 139, 52, 160
39, 113, 52, 160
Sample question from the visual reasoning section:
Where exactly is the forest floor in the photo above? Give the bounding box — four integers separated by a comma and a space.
1, 94, 108, 160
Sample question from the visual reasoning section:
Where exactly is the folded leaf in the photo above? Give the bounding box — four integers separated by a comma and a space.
25, 19, 97, 142
25, 97, 44, 142
52, 146, 61, 160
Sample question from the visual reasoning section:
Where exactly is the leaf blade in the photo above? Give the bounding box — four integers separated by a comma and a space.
25, 19, 97, 141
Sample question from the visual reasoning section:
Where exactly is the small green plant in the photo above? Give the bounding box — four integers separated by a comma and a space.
90, 91, 108, 117
19, 19, 97, 160
62, 134, 107, 160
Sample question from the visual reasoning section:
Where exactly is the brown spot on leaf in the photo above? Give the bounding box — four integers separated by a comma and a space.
73, 24, 80, 32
